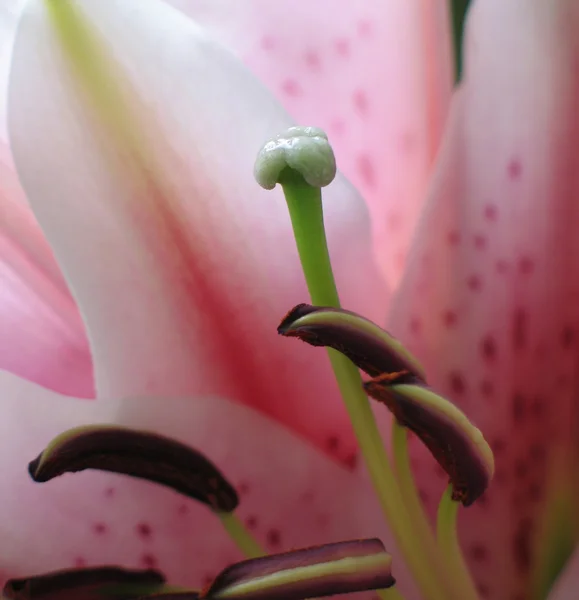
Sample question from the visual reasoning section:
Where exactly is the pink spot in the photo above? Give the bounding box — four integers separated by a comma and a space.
513, 308, 527, 350
512, 393, 526, 422
329, 118, 346, 136
304, 50, 320, 70
484, 204, 498, 222
357, 20, 372, 37
495, 259, 509, 274
447, 230, 461, 246
261, 36, 276, 51
467, 274, 482, 291
469, 543, 488, 562
104, 487, 115, 499
449, 371, 466, 396
136, 522, 152, 540
177, 503, 189, 516
481, 335, 497, 361
238, 481, 251, 495
141, 553, 158, 569
357, 154, 376, 188
443, 310, 458, 328
480, 380, 494, 397
518, 256, 535, 275
326, 435, 340, 453
267, 528, 282, 548
93, 522, 107, 535
281, 79, 302, 97
334, 38, 350, 58
353, 89, 369, 116
344, 453, 358, 469
409, 316, 422, 335
74, 556, 87, 568
246, 515, 258, 530
562, 325, 575, 348
508, 158, 523, 180
474, 234, 487, 250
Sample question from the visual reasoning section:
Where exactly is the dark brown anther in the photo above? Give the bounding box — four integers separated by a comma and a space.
365, 380, 494, 506
29, 425, 238, 512
278, 304, 426, 381
3, 566, 165, 599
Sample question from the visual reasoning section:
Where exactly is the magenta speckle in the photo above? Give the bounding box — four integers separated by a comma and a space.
467, 274, 482, 291
357, 154, 376, 188
449, 371, 466, 396
267, 528, 282, 548
304, 50, 320, 70
518, 256, 535, 275
353, 89, 369, 116
104, 487, 115, 499
177, 503, 189, 516
261, 36, 276, 51
474, 234, 487, 250
481, 335, 497, 361
238, 481, 251, 495
469, 543, 488, 562
74, 556, 87, 568
409, 316, 422, 335
562, 325, 575, 348
443, 310, 458, 328
495, 259, 509, 274
480, 380, 494, 397
484, 204, 498, 222
329, 118, 346, 136
344, 453, 358, 469
92, 522, 107, 535
140, 553, 158, 569
357, 20, 372, 37
508, 158, 523, 180
136, 522, 152, 540
281, 79, 302, 97
326, 435, 340, 453
335, 38, 350, 58
447, 230, 461, 246
246, 515, 258, 530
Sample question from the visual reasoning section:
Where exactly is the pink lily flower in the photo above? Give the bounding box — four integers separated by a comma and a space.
1, 1, 579, 600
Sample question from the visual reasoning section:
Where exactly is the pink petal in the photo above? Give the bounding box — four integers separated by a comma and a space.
0, 144, 93, 396
0, 372, 417, 598
169, 0, 453, 287
8, 0, 387, 461
387, 1, 579, 598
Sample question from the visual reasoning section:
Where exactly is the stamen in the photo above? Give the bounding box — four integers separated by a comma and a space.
365, 381, 494, 506
3, 566, 165, 599
29, 425, 239, 512
278, 304, 426, 381
256, 128, 451, 600
201, 539, 395, 600
28, 425, 264, 559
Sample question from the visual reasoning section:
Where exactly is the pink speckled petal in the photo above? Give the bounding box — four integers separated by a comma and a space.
168, 0, 453, 287
0, 373, 417, 598
0, 145, 93, 397
387, 2, 579, 599
8, 0, 387, 462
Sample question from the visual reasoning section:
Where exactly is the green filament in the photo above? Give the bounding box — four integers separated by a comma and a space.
218, 512, 265, 559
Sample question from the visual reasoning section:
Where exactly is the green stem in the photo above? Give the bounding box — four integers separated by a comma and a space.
436, 485, 480, 600
218, 512, 265, 559
280, 171, 450, 600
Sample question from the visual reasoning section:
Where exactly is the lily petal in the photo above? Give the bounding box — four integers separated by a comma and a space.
168, 0, 454, 286
0, 373, 416, 597
0, 144, 93, 396
388, 1, 579, 598
8, 0, 387, 460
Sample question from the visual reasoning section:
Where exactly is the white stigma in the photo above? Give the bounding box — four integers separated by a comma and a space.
254, 126, 337, 190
